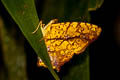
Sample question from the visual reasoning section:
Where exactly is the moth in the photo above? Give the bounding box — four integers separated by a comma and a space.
32, 19, 101, 72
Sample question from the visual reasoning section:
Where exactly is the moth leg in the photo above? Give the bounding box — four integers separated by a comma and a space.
43, 19, 58, 30
32, 19, 58, 41
32, 20, 45, 34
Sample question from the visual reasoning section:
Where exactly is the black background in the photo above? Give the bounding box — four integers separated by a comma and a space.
90, 0, 120, 80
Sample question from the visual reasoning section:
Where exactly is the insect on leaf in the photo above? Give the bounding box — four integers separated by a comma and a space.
37, 19, 101, 72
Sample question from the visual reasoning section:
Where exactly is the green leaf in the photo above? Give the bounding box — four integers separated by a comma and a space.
40, 0, 103, 80
1, 0, 59, 80
62, 49, 89, 80
88, 0, 104, 11
40, 0, 91, 80
41, 0, 90, 22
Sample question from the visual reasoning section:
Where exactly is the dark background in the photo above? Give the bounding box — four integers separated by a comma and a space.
90, 0, 120, 80
0, 0, 120, 80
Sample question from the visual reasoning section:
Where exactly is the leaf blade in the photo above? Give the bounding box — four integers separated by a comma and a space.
88, 0, 104, 11
1, 0, 59, 79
